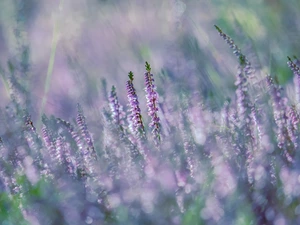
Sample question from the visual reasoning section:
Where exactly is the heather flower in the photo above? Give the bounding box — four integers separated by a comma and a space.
249, 104, 277, 186
57, 135, 76, 176
76, 103, 97, 161
235, 66, 252, 131
286, 105, 299, 148
287, 56, 300, 106
215, 25, 253, 135
266, 75, 294, 162
23, 115, 44, 169
41, 120, 57, 163
178, 112, 196, 178
214, 25, 253, 76
287, 105, 299, 131
250, 104, 270, 150
266, 75, 286, 145
57, 117, 91, 177
215, 26, 258, 186
54, 135, 65, 165
109, 85, 126, 133
109, 85, 121, 124
221, 98, 231, 130
126, 71, 146, 139
144, 62, 161, 145
57, 118, 83, 150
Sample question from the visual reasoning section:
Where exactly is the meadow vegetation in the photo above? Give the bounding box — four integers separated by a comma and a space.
1, 1, 300, 224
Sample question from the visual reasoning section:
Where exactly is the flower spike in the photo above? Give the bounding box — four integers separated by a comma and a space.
126, 71, 146, 139
144, 62, 161, 146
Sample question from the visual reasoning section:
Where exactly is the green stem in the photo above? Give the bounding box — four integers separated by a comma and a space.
38, 0, 63, 130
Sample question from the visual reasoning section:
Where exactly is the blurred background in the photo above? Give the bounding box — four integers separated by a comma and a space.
0, 0, 299, 122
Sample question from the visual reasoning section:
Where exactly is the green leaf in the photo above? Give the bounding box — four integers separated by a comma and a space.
128, 71, 134, 81
145, 61, 151, 72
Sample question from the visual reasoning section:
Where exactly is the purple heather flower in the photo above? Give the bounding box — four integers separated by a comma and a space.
215, 25, 253, 76
266, 75, 294, 162
126, 71, 145, 139
41, 124, 57, 162
287, 57, 300, 106
215, 25, 254, 139
144, 62, 161, 145
57, 118, 87, 175
235, 67, 252, 126
57, 118, 84, 151
54, 135, 64, 165
215, 25, 242, 58
288, 105, 299, 131
109, 85, 126, 133
221, 98, 231, 130
59, 137, 76, 176
250, 104, 271, 151
178, 112, 196, 178
109, 85, 121, 125
286, 105, 299, 147
76, 103, 97, 161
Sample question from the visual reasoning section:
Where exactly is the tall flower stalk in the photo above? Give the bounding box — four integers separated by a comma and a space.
287, 105, 299, 148
126, 71, 146, 139
287, 56, 300, 107
215, 26, 256, 188
76, 103, 97, 161
144, 62, 161, 146
215, 25, 253, 134
214, 25, 252, 76
41, 117, 58, 164
266, 75, 294, 163
109, 85, 126, 134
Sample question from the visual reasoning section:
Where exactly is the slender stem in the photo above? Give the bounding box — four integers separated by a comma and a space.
38, 0, 64, 130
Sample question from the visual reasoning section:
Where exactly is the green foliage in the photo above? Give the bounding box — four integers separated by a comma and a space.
145, 61, 151, 72
128, 71, 134, 81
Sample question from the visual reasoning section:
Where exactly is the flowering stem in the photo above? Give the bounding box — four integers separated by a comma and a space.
144, 62, 161, 146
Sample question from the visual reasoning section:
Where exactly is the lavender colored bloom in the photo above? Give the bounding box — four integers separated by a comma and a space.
144, 62, 161, 145
288, 105, 299, 131
57, 118, 87, 176
215, 25, 253, 136
23, 116, 44, 169
57, 118, 84, 151
286, 105, 299, 148
216, 26, 262, 186
215, 25, 253, 76
57, 135, 76, 176
54, 135, 64, 165
178, 113, 196, 178
109, 85, 126, 133
250, 104, 271, 151
287, 56, 300, 106
76, 103, 97, 161
235, 67, 252, 129
266, 75, 294, 162
41, 124, 57, 162
109, 85, 121, 125
126, 71, 145, 139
